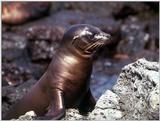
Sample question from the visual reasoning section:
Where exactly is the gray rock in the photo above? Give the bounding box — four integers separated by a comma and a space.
64, 90, 123, 120
88, 90, 123, 120
2, 32, 28, 61
11, 111, 36, 121
113, 58, 159, 120
64, 109, 86, 120
117, 16, 150, 55
2, 79, 37, 119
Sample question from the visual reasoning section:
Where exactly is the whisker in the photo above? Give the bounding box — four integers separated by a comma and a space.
94, 43, 99, 48
89, 43, 98, 50
93, 42, 103, 48
91, 44, 99, 50
97, 44, 101, 48
85, 42, 97, 50
84, 43, 91, 49
84, 41, 105, 52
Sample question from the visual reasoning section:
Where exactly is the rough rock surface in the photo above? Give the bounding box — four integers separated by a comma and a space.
113, 58, 159, 120
7, 58, 159, 120
63, 90, 123, 120
2, 79, 37, 119
2, 32, 28, 62
117, 16, 150, 55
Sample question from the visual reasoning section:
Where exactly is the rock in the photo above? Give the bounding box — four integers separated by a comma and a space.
131, 50, 159, 62
117, 16, 150, 55
145, 15, 159, 52
11, 25, 65, 61
11, 111, 36, 121
147, 15, 159, 41
64, 90, 122, 120
11, 10, 84, 31
113, 2, 150, 19
63, 2, 113, 17
144, 2, 159, 12
84, 14, 121, 35
2, 2, 51, 25
2, 63, 33, 86
64, 109, 86, 120
88, 90, 123, 120
63, 90, 123, 120
113, 58, 159, 120
27, 26, 64, 61
2, 79, 36, 102
2, 102, 10, 119
2, 32, 28, 62
26, 25, 64, 41
2, 79, 37, 118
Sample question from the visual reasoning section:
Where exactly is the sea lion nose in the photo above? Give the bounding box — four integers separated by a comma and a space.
101, 32, 111, 40
94, 32, 111, 41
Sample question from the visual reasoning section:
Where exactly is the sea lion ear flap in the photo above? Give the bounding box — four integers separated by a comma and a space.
72, 35, 79, 44
73, 35, 79, 40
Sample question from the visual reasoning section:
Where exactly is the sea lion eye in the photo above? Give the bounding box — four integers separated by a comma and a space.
87, 34, 94, 40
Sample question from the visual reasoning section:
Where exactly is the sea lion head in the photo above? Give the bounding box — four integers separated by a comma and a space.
62, 24, 111, 55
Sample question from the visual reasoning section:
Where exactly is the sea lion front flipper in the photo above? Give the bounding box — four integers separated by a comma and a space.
78, 89, 96, 115
46, 89, 65, 119
34, 89, 65, 120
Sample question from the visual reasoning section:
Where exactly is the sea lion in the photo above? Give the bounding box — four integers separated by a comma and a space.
2, 2, 51, 25
4, 24, 111, 120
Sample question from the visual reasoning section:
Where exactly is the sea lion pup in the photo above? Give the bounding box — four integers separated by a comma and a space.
4, 24, 111, 120
2, 2, 51, 25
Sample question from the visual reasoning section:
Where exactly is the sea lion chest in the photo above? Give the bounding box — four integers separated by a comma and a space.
41, 51, 92, 106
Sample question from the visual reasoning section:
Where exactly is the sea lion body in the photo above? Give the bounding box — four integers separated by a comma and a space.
39, 46, 93, 108
4, 24, 111, 120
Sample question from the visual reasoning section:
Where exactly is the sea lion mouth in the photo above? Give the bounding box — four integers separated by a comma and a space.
84, 42, 105, 54
94, 33, 111, 43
